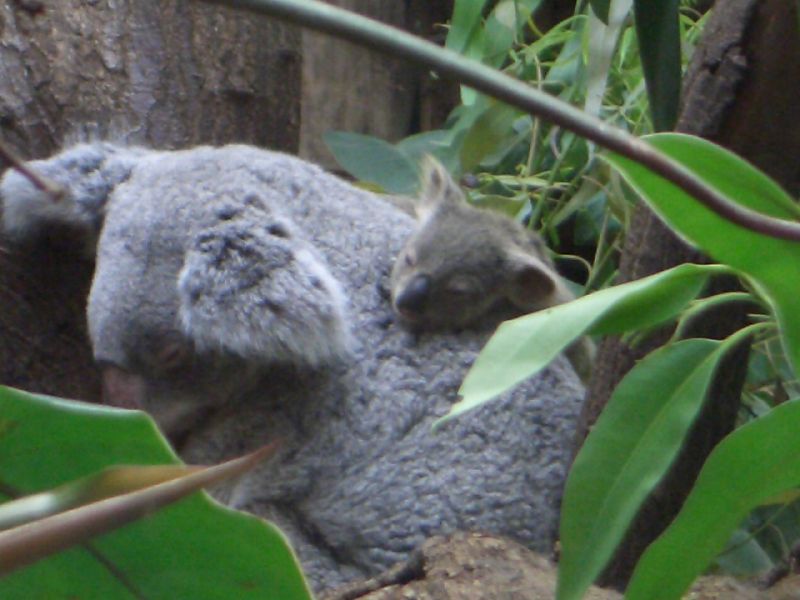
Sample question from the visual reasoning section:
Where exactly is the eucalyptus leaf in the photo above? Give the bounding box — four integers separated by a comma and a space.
323, 131, 419, 194
396, 130, 452, 164
446, 0, 491, 104
605, 133, 800, 373
445, 263, 715, 421
460, 102, 524, 171
445, 0, 490, 55
483, 0, 542, 66
0, 386, 310, 600
625, 399, 800, 600
713, 529, 774, 577
557, 339, 730, 600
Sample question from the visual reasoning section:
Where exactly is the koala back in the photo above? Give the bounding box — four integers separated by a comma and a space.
3, 142, 585, 592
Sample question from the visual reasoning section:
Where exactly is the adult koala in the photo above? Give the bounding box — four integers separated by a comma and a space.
0, 142, 584, 591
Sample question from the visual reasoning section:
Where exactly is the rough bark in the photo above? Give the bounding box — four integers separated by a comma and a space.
573, 0, 800, 586
299, 0, 456, 168
0, 0, 301, 401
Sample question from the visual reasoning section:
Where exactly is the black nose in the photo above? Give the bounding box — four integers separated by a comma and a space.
395, 274, 431, 316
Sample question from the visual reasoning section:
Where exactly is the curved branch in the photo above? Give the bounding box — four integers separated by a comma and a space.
198, 0, 800, 242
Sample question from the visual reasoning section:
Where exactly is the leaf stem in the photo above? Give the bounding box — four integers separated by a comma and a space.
199, 0, 800, 241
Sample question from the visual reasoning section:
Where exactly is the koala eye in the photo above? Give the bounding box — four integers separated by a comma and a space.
446, 276, 476, 297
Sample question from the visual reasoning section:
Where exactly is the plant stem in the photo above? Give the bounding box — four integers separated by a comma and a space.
200, 0, 800, 242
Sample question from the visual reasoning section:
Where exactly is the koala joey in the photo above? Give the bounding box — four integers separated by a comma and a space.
391, 157, 594, 380
0, 142, 585, 591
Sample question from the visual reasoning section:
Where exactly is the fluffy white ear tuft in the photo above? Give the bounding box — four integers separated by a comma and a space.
415, 155, 465, 221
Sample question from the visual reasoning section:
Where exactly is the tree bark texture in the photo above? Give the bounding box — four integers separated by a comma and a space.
0, 0, 302, 402
573, 0, 800, 586
299, 0, 456, 168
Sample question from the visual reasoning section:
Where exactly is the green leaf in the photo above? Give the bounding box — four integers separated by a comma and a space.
557, 339, 728, 600
713, 529, 774, 577
483, 0, 542, 66
604, 133, 800, 373
446, 0, 491, 105
625, 399, 800, 600
396, 130, 451, 163
445, 0, 490, 55
445, 263, 714, 422
590, 0, 611, 23
323, 131, 419, 194
634, 0, 681, 130
0, 386, 311, 600
1, 445, 279, 574
459, 102, 524, 171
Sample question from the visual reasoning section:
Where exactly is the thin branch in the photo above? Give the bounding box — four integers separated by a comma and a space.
0, 139, 65, 201
198, 0, 800, 242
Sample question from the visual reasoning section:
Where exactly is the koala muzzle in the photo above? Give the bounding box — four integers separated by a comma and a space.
394, 273, 431, 317
100, 364, 147, 410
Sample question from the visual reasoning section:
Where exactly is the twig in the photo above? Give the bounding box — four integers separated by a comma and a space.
0, 139, 65, 201
198, 0, 800, 242
319, 548, 424, 600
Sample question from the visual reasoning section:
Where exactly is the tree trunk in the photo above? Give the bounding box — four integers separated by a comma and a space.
573, 0, 800, 586
299, 0, 456, 168
0, 0, 302, 402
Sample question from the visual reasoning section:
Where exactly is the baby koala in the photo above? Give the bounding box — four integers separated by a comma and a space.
391, 157, 593, 379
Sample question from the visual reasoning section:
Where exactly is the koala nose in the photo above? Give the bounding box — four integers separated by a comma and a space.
395, 274, 431, 317
100, 363, 147, 410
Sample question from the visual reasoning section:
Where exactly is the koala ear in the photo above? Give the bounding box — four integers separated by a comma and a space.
505, 248, 571, 312
415, 155, 465, 221
177, 209, 352, 367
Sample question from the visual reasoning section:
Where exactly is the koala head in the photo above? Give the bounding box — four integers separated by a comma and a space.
390, 157, 569, 330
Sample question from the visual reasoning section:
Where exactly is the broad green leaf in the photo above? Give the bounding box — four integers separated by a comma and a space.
396, 130, 451, 164
626, 399, 800, 600
323, 131, 418, 194
1, 445, 277, 574
459, 102, 523, 171
0, 386, 311, 600
633, 0, 681, 130
445, 263, 715, 421
557, 339, 729, 600
605, 133, 800, 373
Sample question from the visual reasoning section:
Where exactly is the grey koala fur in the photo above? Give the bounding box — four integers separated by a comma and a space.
0, 142, 584, 592
391, 156, 595, 380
